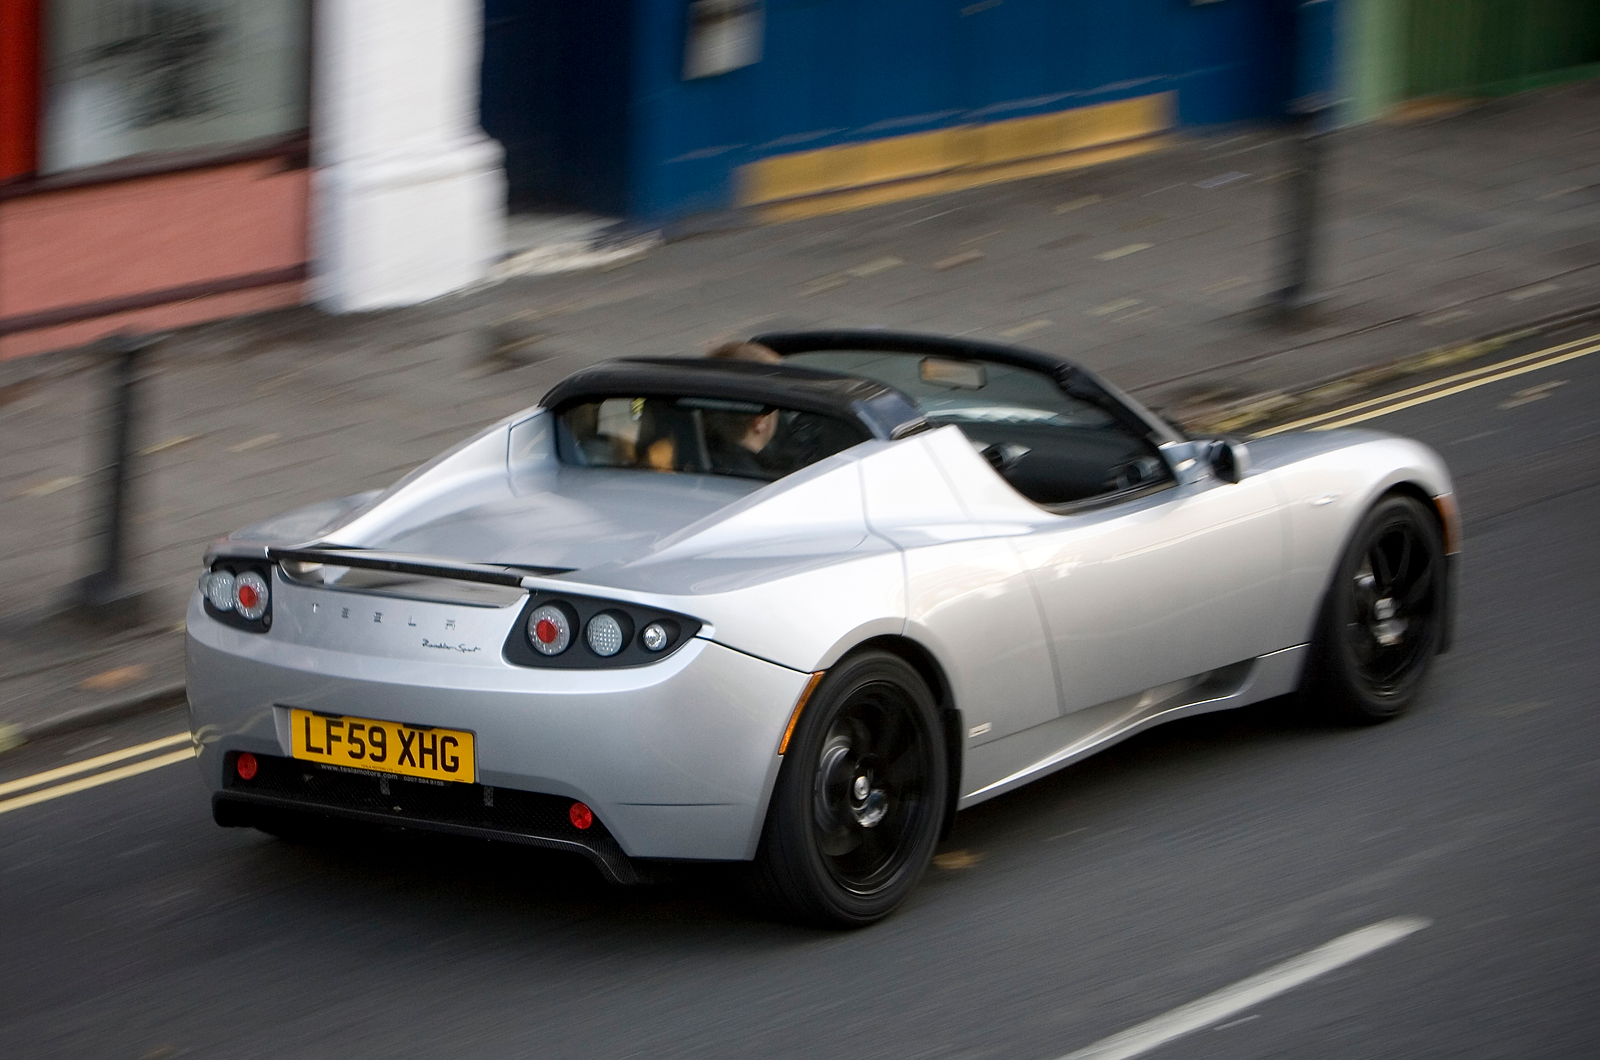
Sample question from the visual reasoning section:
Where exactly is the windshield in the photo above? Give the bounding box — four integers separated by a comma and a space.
782, 348, 1170, 507
555, 396, 869, 481
780, 349, 1116, 429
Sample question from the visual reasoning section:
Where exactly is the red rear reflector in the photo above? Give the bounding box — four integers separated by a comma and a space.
237, 583, 261, 610
236, 752, 258, 780
569, 801, 593, 830
535, 618, 559, 644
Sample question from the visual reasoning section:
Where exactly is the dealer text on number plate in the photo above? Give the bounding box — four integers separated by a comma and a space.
290, 708, 476, 783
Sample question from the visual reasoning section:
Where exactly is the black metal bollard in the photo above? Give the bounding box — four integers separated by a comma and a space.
1273, 94, 1334, 319
72, 332, 156, 627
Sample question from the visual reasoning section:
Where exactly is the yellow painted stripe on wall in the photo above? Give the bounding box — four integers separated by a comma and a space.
756, 136, 1173, 225
740, 91, 1174, 213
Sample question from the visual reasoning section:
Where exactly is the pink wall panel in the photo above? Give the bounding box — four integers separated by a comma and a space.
0, 282, 304, 360
0, 160, 310, 320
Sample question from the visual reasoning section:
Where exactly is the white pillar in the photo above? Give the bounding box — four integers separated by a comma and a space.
311, 0, 506, 312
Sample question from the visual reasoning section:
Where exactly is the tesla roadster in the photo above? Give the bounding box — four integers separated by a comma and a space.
188, 331, 1458, 926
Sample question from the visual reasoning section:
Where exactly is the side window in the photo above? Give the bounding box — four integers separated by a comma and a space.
783, 350, 1171, 507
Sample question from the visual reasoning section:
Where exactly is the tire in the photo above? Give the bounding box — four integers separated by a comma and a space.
751, 650, 948, 928
1304, 494, 1446, 723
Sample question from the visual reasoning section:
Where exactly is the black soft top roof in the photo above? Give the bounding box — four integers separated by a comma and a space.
753, 329, 1073, 375
540, 356, 930, 441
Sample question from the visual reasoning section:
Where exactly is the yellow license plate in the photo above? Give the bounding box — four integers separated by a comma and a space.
289, 708, 475, 783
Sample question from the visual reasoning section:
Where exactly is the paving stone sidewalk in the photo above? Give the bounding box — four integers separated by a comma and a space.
3, 79, 1598, 746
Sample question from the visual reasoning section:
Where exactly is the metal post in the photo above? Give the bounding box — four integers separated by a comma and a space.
1274, 94, 1332, 319
73, 332, 155, 627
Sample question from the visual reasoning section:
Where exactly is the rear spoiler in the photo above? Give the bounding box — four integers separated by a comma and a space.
265, 547, 573, 588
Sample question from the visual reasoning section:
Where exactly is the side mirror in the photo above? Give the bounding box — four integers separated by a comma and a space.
1206, 439, 1250, 484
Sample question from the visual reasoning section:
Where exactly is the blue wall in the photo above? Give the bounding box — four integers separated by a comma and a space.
484, 0, 1312, 221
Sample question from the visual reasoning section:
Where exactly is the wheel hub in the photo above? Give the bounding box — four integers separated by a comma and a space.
850, 772, 888, 828
819, 742, 890, 831
1371, 595, 1406, 646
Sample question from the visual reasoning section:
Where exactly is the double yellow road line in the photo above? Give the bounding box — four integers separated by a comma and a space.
0, 732, 194, 816
1254, 331, 1600, 438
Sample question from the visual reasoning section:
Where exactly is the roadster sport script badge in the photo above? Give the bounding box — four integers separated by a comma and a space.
290, 708, 476, 783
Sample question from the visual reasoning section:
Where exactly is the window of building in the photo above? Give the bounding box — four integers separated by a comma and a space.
41, 0, 308, 174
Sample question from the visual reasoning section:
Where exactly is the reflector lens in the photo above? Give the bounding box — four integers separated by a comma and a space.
527, 603, 572, 655
233, 571, 269, 620
569, 801, 593, 830
205, 570, 236, 611
586, 613, 625, 656
236, 752, 258, 780
640, 622, 669, 652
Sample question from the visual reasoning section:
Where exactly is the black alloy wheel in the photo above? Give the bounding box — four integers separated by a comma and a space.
1306, 494, 1446, 723
752, 650, 947, 928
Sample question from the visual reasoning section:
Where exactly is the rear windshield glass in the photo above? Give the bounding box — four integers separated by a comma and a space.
556, 396, 869, 482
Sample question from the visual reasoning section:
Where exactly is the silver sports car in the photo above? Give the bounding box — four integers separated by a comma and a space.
188, 331, 1458, 926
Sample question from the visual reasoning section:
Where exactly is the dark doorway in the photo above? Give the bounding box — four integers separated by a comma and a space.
480, 0, 637, 215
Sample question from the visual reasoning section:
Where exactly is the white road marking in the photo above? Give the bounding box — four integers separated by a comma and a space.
0, 732, 191, 798
1053, 918, 1430, 1060
0, 748, 195, 815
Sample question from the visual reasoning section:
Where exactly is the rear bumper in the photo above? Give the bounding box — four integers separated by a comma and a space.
186, 594, 809, 864
212, 755, 641, 882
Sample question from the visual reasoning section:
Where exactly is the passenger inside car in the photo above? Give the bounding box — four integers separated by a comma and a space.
556, 395, 866, 481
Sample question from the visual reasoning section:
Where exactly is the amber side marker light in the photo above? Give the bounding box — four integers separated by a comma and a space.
777, 671, 827, 755
569, 802, 594, 830
236, 752, 258, 780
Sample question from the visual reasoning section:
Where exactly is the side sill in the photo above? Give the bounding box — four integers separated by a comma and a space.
957, 644, 1308, 809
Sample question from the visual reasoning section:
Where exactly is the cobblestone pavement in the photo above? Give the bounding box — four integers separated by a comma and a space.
3, 79, 1598, 739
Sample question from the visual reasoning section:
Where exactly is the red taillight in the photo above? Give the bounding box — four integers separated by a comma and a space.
236, 752, 258, 780
232, 570, 269, 621
568, 801, 593, 830
527, 603, 573, 655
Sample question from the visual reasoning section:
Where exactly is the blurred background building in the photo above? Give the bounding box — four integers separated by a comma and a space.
2, 0, 1598, 361
2, 0, 313, 359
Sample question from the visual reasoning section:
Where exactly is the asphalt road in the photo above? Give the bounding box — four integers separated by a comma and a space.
3, 325, 1597, 1060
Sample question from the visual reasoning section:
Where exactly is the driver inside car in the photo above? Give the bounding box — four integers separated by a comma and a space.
703, 406, 780, 477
